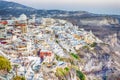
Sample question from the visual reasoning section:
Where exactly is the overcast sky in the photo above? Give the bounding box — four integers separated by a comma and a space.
6, 0, 120, 15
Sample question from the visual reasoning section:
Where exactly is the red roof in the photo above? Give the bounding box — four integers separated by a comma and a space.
0, 38, 6, 40
0, 21, 8, 25
1, 41, 7, 44
14, 21, 27, 26
40, 51, 52, 59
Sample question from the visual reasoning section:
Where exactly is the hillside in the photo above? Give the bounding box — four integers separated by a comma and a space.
0, 1, 120, 80
0, 18, 120, 80
0, 0, 36, 17
0, 0, 94, 18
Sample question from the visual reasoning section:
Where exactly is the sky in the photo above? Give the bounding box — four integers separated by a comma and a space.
6, 0, 120, 15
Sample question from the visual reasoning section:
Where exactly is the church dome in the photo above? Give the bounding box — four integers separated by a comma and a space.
19, 14, 27, 21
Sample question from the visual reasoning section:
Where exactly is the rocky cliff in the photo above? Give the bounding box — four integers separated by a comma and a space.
79, 17, 119, 26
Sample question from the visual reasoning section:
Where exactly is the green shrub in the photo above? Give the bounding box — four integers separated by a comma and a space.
82, 45, 89, 49
0, 56, 12, 72
55, 55, 60, 61
76, 70, 86, 80
70, 53, 79, 60
55, 68, 64, 77
64, 67, 69, 72
56, 40, 59, 43
90, 42, 97, 47
55, 67, 70, 77
13, 76, 26, 80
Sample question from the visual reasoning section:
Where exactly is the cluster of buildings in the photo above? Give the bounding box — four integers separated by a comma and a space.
0, 14, 102, 80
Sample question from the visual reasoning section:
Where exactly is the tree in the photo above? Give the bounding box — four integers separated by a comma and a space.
0, 56, 12, 72
13, 76, 25, 80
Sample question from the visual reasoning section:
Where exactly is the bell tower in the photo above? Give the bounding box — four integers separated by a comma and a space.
19, 14, 28, 33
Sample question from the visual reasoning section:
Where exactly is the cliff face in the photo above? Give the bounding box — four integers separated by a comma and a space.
79, 17, 119, 26
104, 33, 120, 48
58, 16, 120, 80
54, 15, 120, 41
79, 43, 120, 80
78, 31, 120, 80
